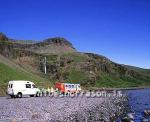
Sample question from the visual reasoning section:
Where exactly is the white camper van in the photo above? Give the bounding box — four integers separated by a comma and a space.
7, 80, 40, 98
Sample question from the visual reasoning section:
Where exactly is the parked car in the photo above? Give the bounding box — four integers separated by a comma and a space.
7, 80, 40, 98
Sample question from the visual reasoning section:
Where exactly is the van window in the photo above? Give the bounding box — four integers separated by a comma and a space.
26, 84, 31, 88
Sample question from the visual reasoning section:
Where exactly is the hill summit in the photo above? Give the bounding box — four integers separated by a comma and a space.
27, 37, 76, 54
0, 32, 8, 41
0, 33, 76, 55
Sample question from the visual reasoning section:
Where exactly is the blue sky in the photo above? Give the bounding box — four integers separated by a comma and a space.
0, 0, 150, 68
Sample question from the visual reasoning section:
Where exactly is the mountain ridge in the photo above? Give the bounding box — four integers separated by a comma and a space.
0, 33, 76, 55
0, 33, 150, 95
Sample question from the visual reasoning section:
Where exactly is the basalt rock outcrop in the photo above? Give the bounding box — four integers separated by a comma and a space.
0, 33, 76, 57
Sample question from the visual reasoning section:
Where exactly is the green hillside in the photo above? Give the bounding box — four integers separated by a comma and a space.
43, 53, 150, 88
125, 65, 150, 76
0, 33, 150, 96
0, 61, 51, 96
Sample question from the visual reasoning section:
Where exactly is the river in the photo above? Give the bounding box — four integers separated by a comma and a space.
125, 88, 150, 122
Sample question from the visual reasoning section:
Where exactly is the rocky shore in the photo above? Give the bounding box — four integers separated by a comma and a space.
0, 92, 127, 122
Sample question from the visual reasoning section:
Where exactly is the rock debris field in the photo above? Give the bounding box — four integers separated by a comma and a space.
0, 92, 127, 122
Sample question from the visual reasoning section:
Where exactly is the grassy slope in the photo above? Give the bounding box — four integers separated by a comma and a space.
95, 74, 150, 88
0, 52, 150, 96
125, 65, 150, 76
59, 53, 150, 88
0, 55, 52, 96
67, 69, 150, 88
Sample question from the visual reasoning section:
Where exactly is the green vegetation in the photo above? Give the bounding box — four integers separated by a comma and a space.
1, 51, 150, 96
45, 53, 150, 88
95, 77, 137, 88
0, 33, 150, 96
0, 63, 43, 83
67, 70, 88, 83
47, 54, 58, 63
0, 63, 52, 96
95, 73, 150, 88
63, 52, 88, 62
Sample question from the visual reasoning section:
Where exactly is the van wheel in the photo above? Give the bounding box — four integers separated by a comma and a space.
17, 93, 22, 98
30, 95, 34, 97
10, 95, 15, 98
61, 92, 65, 95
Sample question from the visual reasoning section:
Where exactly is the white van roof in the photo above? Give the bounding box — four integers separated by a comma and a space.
9, 80, 34, 84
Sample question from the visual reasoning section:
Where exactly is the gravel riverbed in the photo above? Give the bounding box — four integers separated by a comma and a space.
0, 93, 127, 122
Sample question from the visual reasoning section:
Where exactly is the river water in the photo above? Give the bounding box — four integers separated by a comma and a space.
125, 88, 150, 122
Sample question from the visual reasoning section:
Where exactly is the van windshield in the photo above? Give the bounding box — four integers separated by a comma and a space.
8, 84, 13, 88
32, 84, 37, 88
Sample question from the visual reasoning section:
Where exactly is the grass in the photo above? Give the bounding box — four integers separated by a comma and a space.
95, 73, 150, 88
0, 63, 52, 96
67, 70, 88, 83
47, 54, 58, 64
63, 52, 88, 62
1, 52, 150, 96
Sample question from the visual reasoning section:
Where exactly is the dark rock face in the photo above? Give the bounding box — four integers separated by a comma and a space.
44, 37, 75, 48
85, 53, 140, 77
0, 33, 12, 57
27, 37, 76, 54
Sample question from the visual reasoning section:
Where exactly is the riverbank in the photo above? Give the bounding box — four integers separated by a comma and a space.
0, 94, 127, 122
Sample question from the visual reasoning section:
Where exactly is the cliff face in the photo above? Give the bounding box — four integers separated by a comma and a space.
0, 33, 12, 57
0, 33, 76, 56
26, 37, 76, 54
0, 33, 150, 88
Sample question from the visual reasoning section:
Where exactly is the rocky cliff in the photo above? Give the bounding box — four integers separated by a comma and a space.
0, 33, 76, 56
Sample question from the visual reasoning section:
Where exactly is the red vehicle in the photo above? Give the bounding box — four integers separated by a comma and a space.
55, 82, 81, 93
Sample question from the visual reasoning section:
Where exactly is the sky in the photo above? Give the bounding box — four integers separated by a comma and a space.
0, 0, 150, 68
